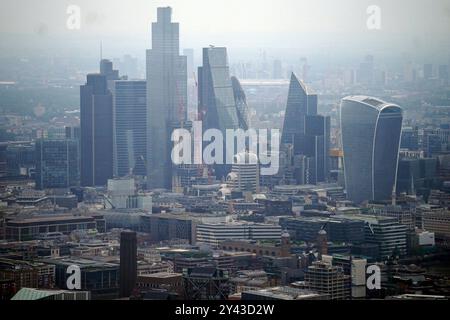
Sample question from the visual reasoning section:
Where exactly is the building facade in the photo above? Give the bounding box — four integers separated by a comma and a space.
146, 7, 187, 189
112, 80, 147, 177
35, 139, 79, 189
340, 96, 403, 203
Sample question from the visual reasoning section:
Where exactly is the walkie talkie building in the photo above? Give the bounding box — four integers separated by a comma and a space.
340, 96, 403, 204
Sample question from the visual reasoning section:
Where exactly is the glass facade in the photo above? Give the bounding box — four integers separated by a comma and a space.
80, 74, 114, 187
35, 139, 79, 189
112, 80, 147, 177
340, 96, 403, 203
198, 47, 239, 134
281, 73, 330, 183
146, 7, 187, 189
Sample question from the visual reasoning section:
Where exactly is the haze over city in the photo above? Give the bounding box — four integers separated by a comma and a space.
0, 0, 449, 307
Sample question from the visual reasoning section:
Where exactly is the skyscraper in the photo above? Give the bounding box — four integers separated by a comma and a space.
281, 73, 329, 184
198, 46, 240, 134
80, 73, 114, 186
340, 96, 403, 203
35, 139, 79, 189
112, 80, 147, 177
146, 7, 187, 189
119, 231, 137, 298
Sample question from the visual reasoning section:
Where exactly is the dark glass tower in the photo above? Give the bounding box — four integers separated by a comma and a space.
112, 80, 147, 177
119, 231, 137, 298
146, 7, 187, 189
80, 73, 114, 186
281, 73, 330, 184
340, 96, 403, 203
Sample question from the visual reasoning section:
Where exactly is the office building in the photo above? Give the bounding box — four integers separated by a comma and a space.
112, 80, 147, 177
304, 260, 351, 300
227, 151, 259, 193
340, 96, 403, 203
281, 73, 330, 183
35, 139, 79, 189
196, 222, 282, 247
42, 257, 119, 300
279, 216, 365, 243
80, 73, 114, 186
198, 46, 240, 134
120, 231, 137, 298
5, 215, 106, 241
339, 214, 407, 259
146, 7, 187, 189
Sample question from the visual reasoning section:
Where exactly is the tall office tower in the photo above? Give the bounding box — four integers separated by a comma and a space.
231, 76, 250, 130
146, 7, 187, 190
340, 96, 403, 203
281, 73, 329, 184
80, 73, 114, 187
198, 46, 240, 134
112, 80, 147, 177
119, 231, 137, 298
198, 47, 241, 180
35, 139, 79, 190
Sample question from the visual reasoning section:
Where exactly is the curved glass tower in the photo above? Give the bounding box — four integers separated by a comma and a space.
340, 96, 403, 203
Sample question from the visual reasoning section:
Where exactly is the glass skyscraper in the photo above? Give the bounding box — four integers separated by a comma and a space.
198, 46, 240, 134
112, 80, 147, 177
80, 73, 114, 187
146, 7, 187, 189
340, 96, 403, 203
281, 73, 329, 184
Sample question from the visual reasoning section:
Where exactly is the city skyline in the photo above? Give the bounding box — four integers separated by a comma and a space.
0, 2, 449, 305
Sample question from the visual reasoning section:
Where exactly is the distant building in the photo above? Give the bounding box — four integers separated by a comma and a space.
340, 214, 407, 259
111, 80, 147, 177
147, 7, 187, 189
281, 73, 330, 184
279, 216, 365, 243
183, 267, 230, 300
242, 286, 328, 300
340, 96, 403, 203
227, 151, 259, 193
196, 222, 282, 247
5, 215, 106, 241
304, 260, 351, 300
35, 139, 79, 189
80, 73, 114, 186
136, 272, 184, 298
42, 257, 119, 300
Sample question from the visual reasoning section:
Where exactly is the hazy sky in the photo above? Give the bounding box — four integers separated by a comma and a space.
1, 0, 449, 60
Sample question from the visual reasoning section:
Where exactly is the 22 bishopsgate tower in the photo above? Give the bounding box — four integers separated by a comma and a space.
146, 7, 187, 189
340, 96, 403, 204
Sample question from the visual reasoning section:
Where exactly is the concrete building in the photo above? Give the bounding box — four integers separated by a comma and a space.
304, 260, 351, 300
196, 222, 282, 247
5, 215, 106, 241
